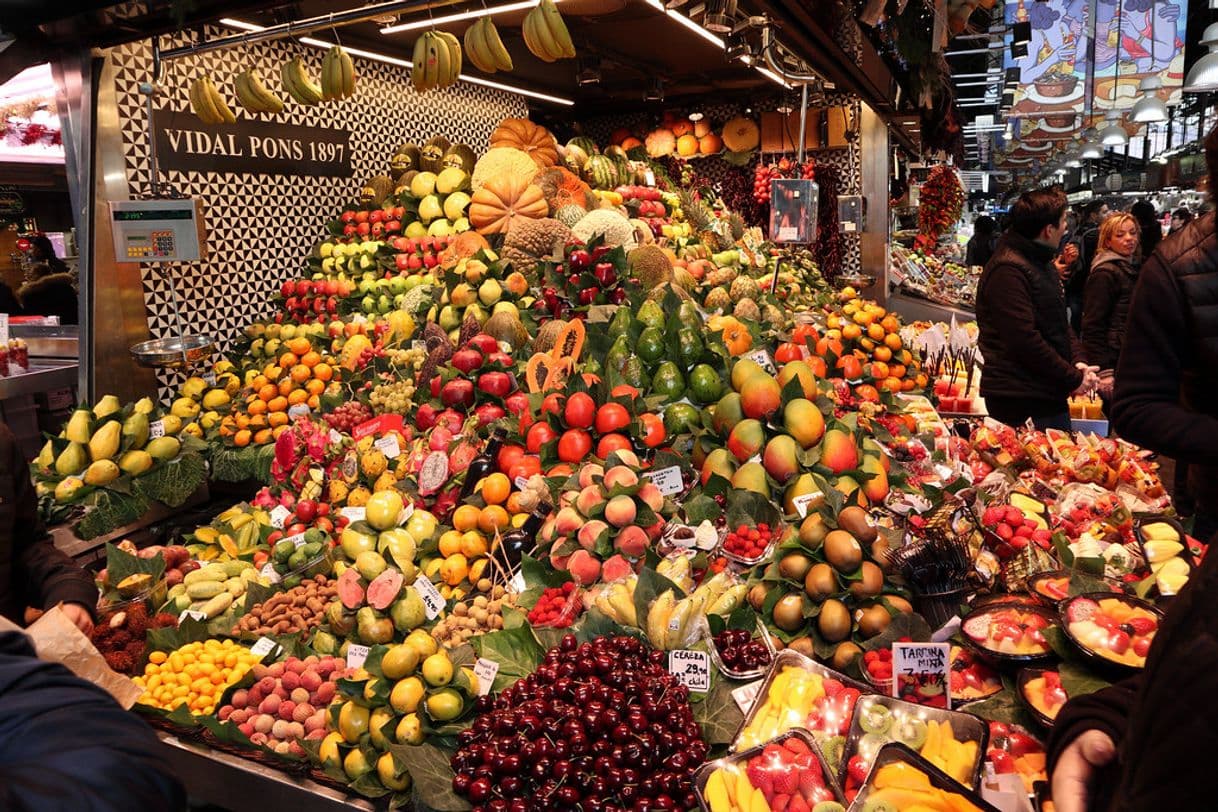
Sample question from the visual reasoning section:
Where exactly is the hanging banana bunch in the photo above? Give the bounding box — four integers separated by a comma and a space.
411, 30, 462, 91
189, 75, 236, 125
523, 0, 575, 62
280, 57, 323, 105
463, 17, 513, 73
233, 68, 285, 114
320, 45, 356, 100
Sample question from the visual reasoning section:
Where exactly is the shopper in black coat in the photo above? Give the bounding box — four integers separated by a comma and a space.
1065, 201, 1109, 333
18, 235, 77, 325
0, 631, 185, 809
975, 188, 1097, 430
1081, 212, 1141, 388
965, 215, 997, 267
1130, 200, 1162, 263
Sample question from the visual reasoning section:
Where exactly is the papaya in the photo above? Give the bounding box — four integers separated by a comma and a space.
88, 421, 122, 462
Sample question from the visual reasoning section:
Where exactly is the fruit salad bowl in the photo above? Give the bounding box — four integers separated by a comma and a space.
1017, 668, 1068, 729
960, 602, 1058, 665
1060, 593, 1162, 671
949, 646, 1003, 704
848, 742, 1000, 812
695, 728, 846, 812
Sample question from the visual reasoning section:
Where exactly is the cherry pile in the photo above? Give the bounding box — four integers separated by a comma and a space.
722, 523, 778, 560
323, 400, 374, 433
527, 582, 582, 629
451, 634, 707, 811
712, 629, 771, 673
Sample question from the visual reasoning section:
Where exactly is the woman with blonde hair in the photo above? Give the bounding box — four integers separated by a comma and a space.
1081, 212, 1141, 396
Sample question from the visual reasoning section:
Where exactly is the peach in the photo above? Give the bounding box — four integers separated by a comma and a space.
614, 525, 649, 558
645, 520, 665, 541
560, 490, 577, 508
539, 519, 557, 545
610, 449, 640, 468
578, 463, 604, 489
219, 706, 234, 721
578, 519, 610, 551
567, 550, 603, 585
555, 506, 583, 536
604, 495, 637, 528
601, 554, 636, 582
550, 551, 571, 570
603, 465, 639, 490
638, 482, 665, 512
576, 485, 605, 516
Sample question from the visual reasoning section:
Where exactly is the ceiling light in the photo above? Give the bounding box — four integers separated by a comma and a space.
576, 54, 601, 85
645, 78, 664, 102
1131, 84, 1169, 123
1184, 45, 1218, 92
645, 0, 789, 86
724, 30, 751, 61
380, 0, 548, 34
702, 0, 736, 33
1099, 112, 1128, 146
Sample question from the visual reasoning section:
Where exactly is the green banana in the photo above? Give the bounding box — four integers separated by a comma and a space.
281, 57, 322, 104
522, 9, 555, 63
539, 0, 575, 59
482, 17, 513, 70
411, 34, 429, 91
464, 18, 497, 73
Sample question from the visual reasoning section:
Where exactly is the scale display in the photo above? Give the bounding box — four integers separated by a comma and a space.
109, 198, 206, 262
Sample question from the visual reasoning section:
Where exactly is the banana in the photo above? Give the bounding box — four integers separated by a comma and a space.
663, 596, 695, 650
539, 0, 576, 59
464, 18, 496, 73
530, 6, 562, 61
522, 9, 554, 63
189, 77, 221, 124
411, 34, 429, 91
707, 583, 749, 616
244, 68, 284, 112
338, 46, 355, 98
203, 76, 236, 123
607, 581, 637, 626
646, 590, 675, 649
482, 17, 514, 71
435, 30, 461, 85
281, 57, 323, 104
233, 71, 260, 113
321, 45, 343, 100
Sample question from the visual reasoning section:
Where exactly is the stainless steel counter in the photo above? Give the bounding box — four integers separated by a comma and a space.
0, 361, 79, 400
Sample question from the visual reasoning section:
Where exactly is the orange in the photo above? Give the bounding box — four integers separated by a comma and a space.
438, 530, 464, 557
268, 411, 289, 428
480, 473, 511, 506
478, 505, 510, 534
884, 333, 902, 351
313, 362, 333, 382
868, 361, 889, 380
248, 414, 267, 430
254, 428, 273, 445
233, 429, 252, 447
264, 365, 283, 381
306, 378, 326, 395
836, 355, 863, 380
288, 389, 308, 406
452, 504, 481, 533
275, 379, 292, 397
247, 399, 267, 416
842, 324, 862, 341
853, 310, 874, 327
279, 352, 299, 369
258, 384, 277, 402
300, 351, 322, 368
251, 374, 268, 391
826, 314, 843, 330
901, 378, 916, 391
882, 376, 903, 392
859, 338, 875, 352
881, 315, 901, 333
307, 394, 320, 410
900, 349, 913, 366
268, 396, 288, 413
506, 492, 524, 515
873, 346, 892, 363
889, 364, 906, 380
291, 364, 311, 384
272, 425, 290, 439
288, 337, 311, 355
235, 413, 251, 430
867, 323, 886, 342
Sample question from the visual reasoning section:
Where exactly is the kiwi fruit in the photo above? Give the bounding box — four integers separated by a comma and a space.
819, 736, 846, 770
824, 530, 863, 573
804, 563, 839, 601
837, 505, 877, 544
747, 583, 769, 611
799, 513, 828, 550
849, 561, 885, 599
831, 641, 863, 671
893, 717, 929, 749
861, 800, 898, 812
787, 636, 815, 657
779, 551, 814, 582
817, 598, 852, 643
814, 801, 846, 812
856, 604, 892, 638
772, 593, 806, 632
858, 702, 893, 734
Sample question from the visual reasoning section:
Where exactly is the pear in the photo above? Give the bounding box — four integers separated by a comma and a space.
35, 440, 54, 471
417, 194, 443, 224
443, 191, 471, 221
55, 442, 89, 477
93, 394, 122, 419
64, 408, 93, 444
477, 279, 502, 307
146, 436, 181, 461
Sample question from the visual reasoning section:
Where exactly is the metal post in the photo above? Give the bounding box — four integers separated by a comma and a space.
796, 83, 809, 166
144, 38, 161, 198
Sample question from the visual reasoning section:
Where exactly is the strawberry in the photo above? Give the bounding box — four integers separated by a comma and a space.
746, 762, 773, 796
847, 754, 869, 786
783, 736, 811, 755
788, 795, 811, 812
771, 794, 791, 812
798, 766, 824, 796
1127, 616, 1157, 636
772, 769, 801, 796
988, 749, 1016, 773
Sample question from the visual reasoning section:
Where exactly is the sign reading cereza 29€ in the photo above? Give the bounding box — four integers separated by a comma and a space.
153, 109, 353, 178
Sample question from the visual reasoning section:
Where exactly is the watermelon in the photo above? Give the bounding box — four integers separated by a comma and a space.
584, 155, 619, 190
567, 136, 598, 156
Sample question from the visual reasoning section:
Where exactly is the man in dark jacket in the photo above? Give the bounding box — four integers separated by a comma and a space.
975, 188, 1096, 429
1064, 201, 1109, 332
0, 630, 185, 809
0, 422, 96, 633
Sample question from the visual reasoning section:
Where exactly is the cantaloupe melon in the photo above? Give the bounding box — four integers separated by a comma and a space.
721, 117, 760, 152
645, 128, 676, 157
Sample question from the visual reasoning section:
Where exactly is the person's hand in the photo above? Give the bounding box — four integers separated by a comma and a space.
1096, 372, 1115, 400
1074, 362, 1100, 394
1051, 730, 1117, 812
59, 603, 94, 636
1061, 243, 1079, 264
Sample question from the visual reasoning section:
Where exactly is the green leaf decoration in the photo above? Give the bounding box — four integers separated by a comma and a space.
1058, 659, 1112, 698
693, 672, 747, 745
575, 606, 641, 644
133, 451, 208, 507
75, 489, 149, 540
388, 743, 471, 811
470, 625, 545, 694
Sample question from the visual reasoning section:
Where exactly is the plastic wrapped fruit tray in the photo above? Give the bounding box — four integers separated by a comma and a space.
847, 742, 1000, 812
1059, 592, 1163, 673
1135, 516, 1194, 598
959, 600, 1058, 666
1017, 667, 1068, 730
695, 728, 847, 812
706, 618, 776, 681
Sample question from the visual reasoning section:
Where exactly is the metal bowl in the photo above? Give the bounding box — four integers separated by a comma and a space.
130, 335, 215, 368
838, 273, 876, 290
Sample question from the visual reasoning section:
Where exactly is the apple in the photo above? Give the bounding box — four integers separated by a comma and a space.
466, 334, 498, 355
477, 371, 512, 398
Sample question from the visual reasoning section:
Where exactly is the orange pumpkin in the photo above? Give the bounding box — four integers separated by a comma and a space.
469, 175, 548, 235
721, 117, 760, 152
645, 129, 676, 157
489, 118, 559, 169
620, 136, 643, 151
670, 120, 694, 138
537, 167, 594, 211
721, 320, 753, 355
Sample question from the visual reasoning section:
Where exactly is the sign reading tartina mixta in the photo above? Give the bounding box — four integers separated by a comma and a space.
153, 109, 353, 177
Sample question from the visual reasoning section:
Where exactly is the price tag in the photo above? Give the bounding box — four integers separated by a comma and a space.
353, 416, 383, 440
250, 637, 278, 657
473, 658, 499, 696
731, 680, 764, 713
260, 563, 281, 584
179, 609, 207, 623
414, 575, 445, 620
644, 170, 656, 187
412, 340, 426, 352
746, 349, 777, 375
0, 313, 8, 344
668, 616, 682, 631
202, 370, 217, 387
285, 532, 307, 548
375, 434, 401, 459
668, 650, 710, 693
397, 503, 415, 525
645, 466, 684, 496
514, 476, 530, 491
792, 491, 824, 519
269, 505, 292, 530
509, 571, 526, 593
346, 644, 370, 669
341, 506, 366, 523
329, 428, 343, 445
891, 642, 951, 707
777, 226, 799, 242
149, 419, 166, 439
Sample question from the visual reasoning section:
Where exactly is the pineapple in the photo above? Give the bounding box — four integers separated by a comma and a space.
678, 190, 726, 252
705, 267, 738, 288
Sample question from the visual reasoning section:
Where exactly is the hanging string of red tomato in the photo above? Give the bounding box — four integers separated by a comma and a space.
751, 156, 817, 204
917, 163, 965, 242
749, 156, 844, 280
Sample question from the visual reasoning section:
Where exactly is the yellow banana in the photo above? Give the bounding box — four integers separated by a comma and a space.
531, 6, 562, 60
464, 18, 495, 73
338, 47, 355, 98
539, 0, 575, 59
281, 57, 323, 104
188, 77, 217, 124
435, 30, 461, 85
321, 46, 342, 100
646, 590, 676, 649
522, 9, 554, 62
203, 77, 236, 123
233, 71, 261, 113
483, 17, 514, 71
411, 34, 429, 91
663, 596, 694, 650
243, 68, 284, 112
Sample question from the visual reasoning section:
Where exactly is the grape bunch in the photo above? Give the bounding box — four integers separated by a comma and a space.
324, 401, 373, 433
387, 345, 427, 373
369, 379, 416, 415
451, 634, 707, 811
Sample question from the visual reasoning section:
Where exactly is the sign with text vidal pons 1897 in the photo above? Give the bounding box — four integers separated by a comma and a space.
153, 109, 353, 177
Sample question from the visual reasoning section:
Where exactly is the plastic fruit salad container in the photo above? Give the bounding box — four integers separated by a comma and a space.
960, 602, 1057, 664
695, 728, 845, 812
1061, 593, 1162, 671
1136, 517, 1193, 597
847, 742, 1000, 812
1017, 668, 1068, 729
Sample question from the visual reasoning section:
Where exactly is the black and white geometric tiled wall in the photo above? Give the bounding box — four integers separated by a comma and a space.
110, 29, 527, 401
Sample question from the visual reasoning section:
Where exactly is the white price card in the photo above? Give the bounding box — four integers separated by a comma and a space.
260, 563, 281, 584
514, 476, 530, 491
269, 505, 291, 530
346, 644, 370, 669
668, 650, 710, 693
0, 313, 8, 344
250, 637, 278, 657
645, 466, 684, 496
792, 491, 824, 519
149, 419, 166, 439
414, 575, 445, 620
731, 680, 764, 713
340, 507, 366, 523
473, 658, 500, 696
375, 434, 401, 459
329, 428, 343, 445
202, 370, 217, 387
778, 226, 799, 242
179, 609, 207, 623
747, 349, 777, 375
397, 503, 415, 525
891, 642, 951, 705
509, 571, 526, 594
285, 532, 307, 548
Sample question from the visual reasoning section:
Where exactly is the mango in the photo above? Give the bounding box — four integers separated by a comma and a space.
726, 418, 765, 462
820, 428, 859, 474
730, 358, 765, 391
88, 420, 121, 462
784, 473, 825, 517
64, 408, 92, 443
783, 398, 826, 449
730, 461, 769, 496
739, 374, 781, 420
861, 454, 890, 503
700, 447, 736, 485
762, 434, 800, 483
55, 442, 89, 477
711, 391, 745, 434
